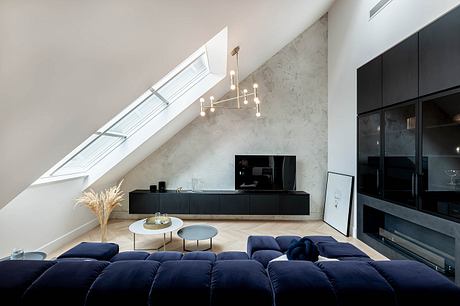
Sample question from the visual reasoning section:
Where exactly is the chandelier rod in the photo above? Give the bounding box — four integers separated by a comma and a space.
212, 92, 255, 105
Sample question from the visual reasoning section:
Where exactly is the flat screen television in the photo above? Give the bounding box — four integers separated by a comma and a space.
235, 155, 296, 191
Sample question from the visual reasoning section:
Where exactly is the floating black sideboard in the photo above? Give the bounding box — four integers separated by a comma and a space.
129, 190, 310, 216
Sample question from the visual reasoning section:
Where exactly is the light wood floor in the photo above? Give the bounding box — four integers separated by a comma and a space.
49, 219, 386, 260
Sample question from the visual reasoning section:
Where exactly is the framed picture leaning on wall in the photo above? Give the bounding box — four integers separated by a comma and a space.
323, 172, 354, 236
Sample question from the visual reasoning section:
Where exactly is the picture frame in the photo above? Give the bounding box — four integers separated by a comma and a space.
323, 171, 354, 236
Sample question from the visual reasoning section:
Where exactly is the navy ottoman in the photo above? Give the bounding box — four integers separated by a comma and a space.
57, 242, 119, 261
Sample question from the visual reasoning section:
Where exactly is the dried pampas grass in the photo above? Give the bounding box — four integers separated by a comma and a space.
76, 180, 124, 242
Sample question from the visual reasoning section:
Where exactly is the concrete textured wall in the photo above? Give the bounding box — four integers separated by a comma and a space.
119, 15, 328, 219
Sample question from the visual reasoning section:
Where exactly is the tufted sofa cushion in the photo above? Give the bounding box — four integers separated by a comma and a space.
247, 235, 282, 257
21, 261, 109, 306
216, 251, 249, 261
0, 260, 56, 306
316, 242, 369, 258
110, 251, 150, 262
151, 260, 213, 305
370, 260, 460, 306
146, 251, 183, 262
57, 242, 119, 261
86, 260, 160, 306
182, 251, 217, 262
211, 260, 272, 306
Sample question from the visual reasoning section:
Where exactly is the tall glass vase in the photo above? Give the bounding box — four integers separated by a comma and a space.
100, 221, 108, 242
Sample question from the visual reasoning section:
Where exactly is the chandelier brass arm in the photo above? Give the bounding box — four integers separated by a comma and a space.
199, 46, 261, 118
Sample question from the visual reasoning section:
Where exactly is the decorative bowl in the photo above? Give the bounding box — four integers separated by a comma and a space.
143, 216, 172, 230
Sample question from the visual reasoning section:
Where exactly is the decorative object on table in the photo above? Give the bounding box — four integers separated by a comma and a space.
75, 180, 125, 242
199, 46, 262, 118
149, 185, 157, 192
143, 213, 172, 230
406, 116, 416, 130
129, 217, 184, 251
176, 187, 183, 193
177, 224, 218, 252
158, 181, 166, 192
191, 178, 204, 192
453, 113, 460, 123
10, 248, 24, 260
445, 170, 460, 185
323, 172, 354, 236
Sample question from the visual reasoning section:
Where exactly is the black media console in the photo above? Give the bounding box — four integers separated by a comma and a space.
129, 190, 310, 216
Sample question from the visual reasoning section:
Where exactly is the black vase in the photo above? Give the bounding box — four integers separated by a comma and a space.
149, 185, 157, 193
159, 181, 166, 192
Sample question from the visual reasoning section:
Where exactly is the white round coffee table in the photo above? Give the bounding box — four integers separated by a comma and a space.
129, 217, 183, 251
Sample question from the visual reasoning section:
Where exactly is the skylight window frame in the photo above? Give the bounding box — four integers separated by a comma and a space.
46, 51, 210, 178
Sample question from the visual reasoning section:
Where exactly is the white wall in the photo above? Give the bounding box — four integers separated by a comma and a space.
0, 177, 96, 258
328, 0, 460, 236
119, 16, 328, 219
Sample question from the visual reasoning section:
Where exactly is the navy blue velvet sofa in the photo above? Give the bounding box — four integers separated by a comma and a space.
1, 237, 459, 306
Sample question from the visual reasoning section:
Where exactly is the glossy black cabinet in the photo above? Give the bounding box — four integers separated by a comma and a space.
159, 193, 189, 214
219, 194, 250, 215
279, 194, 310, 215
357, 56, 382, 114
420, 88, 460, 220
250, 194, 279, 215
129, 192, 160, 214
419, 6, 460, 96
383, 34, 419, 106
383, 102, 417, 207
190, 194, 220, 214
358, 112, 382, 197
129, 190, 309, 215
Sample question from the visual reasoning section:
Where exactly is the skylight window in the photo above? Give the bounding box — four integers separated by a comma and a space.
48, 52, 210, 177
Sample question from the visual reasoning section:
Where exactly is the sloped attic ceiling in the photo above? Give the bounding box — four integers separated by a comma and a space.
0, 0, 334, 208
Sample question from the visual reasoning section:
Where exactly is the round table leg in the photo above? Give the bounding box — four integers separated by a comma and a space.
163, 233, 166, 251
133, 233, 136, 250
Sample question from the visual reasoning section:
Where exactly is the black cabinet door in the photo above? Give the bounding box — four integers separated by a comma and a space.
383, 34, 419, 106
419, 6, 460, 96
129, 193, 159, 214
420, 89, 460, 221
279, 194, 309, 215
159, 193, 189, 214
189, 194, 220, 214
383, 102, 417, 207
250, 194, 279, 215
219, 194, 250, 215
357, 56, 382, 114
358, 112, 382, 197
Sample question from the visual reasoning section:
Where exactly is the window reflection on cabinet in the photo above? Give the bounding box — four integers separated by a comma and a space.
358, 113, 381, 197
421, 89, 460, 220
383, 103, 417, 207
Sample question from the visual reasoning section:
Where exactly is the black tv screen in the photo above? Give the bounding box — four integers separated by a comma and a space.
235, 155, 296, 191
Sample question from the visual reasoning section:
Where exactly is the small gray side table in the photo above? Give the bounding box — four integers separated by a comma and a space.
0, 251, 47, 261
177, 224, 218, 252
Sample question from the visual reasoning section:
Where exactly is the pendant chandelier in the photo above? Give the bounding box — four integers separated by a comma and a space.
199, 46, 261, 117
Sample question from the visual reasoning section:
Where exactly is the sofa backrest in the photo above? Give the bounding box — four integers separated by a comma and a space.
1, 259, 459, 306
